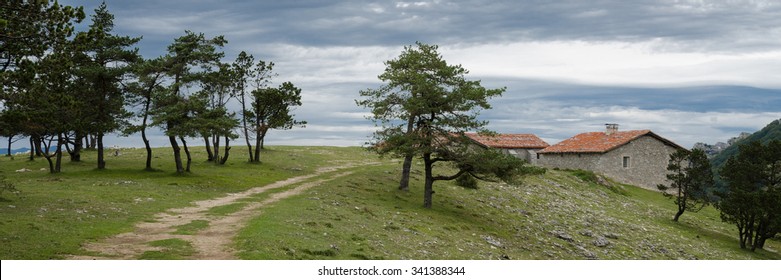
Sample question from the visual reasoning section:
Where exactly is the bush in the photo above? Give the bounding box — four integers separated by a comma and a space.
570, 169, 598, 184
520, 165, 546, 176
0, 176, 22, 200
455, 173, 478, 189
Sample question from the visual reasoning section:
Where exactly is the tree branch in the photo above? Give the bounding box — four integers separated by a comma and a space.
432, 167, 471, 181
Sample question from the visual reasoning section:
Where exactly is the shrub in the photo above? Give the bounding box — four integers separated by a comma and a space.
455, 173, 478, 189
570, 169, 598, 184
0, 177, 22, 200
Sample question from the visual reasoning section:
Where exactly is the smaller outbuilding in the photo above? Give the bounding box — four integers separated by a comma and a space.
465, 133, 550, 164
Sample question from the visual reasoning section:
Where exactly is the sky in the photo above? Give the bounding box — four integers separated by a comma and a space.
5, 0, 781, 149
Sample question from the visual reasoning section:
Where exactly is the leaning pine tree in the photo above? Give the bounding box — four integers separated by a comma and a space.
358, 42, 527, 208
657, 149, 713, 222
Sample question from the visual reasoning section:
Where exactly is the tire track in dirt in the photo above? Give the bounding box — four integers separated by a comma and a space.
67, 162, 375, 260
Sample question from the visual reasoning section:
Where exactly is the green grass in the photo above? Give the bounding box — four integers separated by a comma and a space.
0, 145, 371, 259
206, 203, 248, 216
139, 238, 196, 260
174, 220, 210, 235
1, 145, 778, 260
235, 164, 780, 260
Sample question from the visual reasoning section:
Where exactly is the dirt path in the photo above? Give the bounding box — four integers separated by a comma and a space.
68, 163, 373, 260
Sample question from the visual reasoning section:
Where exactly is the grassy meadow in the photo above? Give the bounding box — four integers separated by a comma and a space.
0, 145, 778, 260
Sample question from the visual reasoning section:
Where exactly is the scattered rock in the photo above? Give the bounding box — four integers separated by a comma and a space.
551, 230, 574, 242
575, 245, 598, 260
582, 250, 598, 259
545, 180, 565, 189
595, 175, 612, 187
579, 230, 593, 237
516, 209, 531, 216
593, 236, 610, 247
133, 197, 155, 203
482, 235, 504, 248
604, 233, 620, 240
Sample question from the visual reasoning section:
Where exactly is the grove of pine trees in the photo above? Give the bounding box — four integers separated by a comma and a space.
0, 2, 305, 173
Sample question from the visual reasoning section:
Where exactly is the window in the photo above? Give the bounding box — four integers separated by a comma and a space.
622, 156, 631, 168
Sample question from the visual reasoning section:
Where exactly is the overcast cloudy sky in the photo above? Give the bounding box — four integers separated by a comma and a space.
9, 0, 781, 149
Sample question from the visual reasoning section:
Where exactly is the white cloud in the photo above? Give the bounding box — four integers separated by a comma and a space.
253, 44, 397, 85
443, 41, 781, 88
395, 1, 433, 9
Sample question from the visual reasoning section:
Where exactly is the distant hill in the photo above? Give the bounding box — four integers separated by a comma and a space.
0, 148, 30, 155
710, 119, 781, 185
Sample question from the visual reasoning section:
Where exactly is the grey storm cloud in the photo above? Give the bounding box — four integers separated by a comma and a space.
18, 0, 779, 150
70, 0, 781, 51
80, 0, 781, 50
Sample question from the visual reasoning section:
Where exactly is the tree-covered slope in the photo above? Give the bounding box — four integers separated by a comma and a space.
711, 119, 781, 179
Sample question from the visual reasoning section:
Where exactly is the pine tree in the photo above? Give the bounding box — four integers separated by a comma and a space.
657, 149, 713, 222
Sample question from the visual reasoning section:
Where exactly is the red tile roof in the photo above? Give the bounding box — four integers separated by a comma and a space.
465, 133, 550, 149
539, 130, 683, 153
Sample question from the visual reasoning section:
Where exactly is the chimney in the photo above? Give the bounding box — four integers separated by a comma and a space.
605, 123, 618, 135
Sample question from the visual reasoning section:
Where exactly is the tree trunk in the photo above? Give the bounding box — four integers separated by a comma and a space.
142, 96, 153, 170
88, 134, 97, 149
169, 135, 184, 173
64, 140, 73, 159
69, 133, 82, 162
34, 138, 42, 156
97, 132, 105, 170
37, 137, 55, 172
745, 218, 755, 250
738, 223, 747, 249
673, 195, 685, 222
752, 221, 771, 251
42, 144, 55, 174
141, 129, 152, 170
756, 235, 768, 250
180, 136, 192, 172
259, 127, 269, 150
253, 128, 262, 163
673, 208, 684, 222
399, 154, 413, 191
423, 153, 434, 208
6, 136, 12, 156
203, 135, 214, 161
212, 134, 220, 165
220, 136, 231, 164
399, 103, 417, 191
242, 97, 254, 162
54, 134, 63, 173
29, 136, 35, 161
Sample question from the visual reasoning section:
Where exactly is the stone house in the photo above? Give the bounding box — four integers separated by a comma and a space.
537, 124, 685, 190
465, 133, 550, 165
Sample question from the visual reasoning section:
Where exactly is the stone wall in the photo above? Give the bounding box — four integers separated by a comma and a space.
538, 136, 677, 190
500, 148, 543, 165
